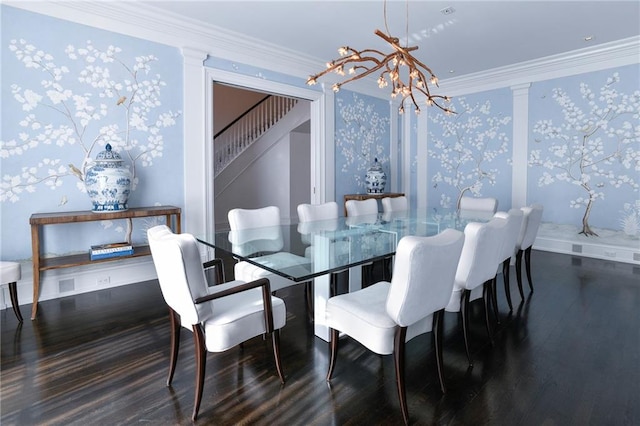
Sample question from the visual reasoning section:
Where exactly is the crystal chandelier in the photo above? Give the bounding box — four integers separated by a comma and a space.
306, 1, 453, 115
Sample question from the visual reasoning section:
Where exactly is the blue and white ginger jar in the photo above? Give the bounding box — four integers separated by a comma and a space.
84, 144, 132, 212
365, 158, 387, 194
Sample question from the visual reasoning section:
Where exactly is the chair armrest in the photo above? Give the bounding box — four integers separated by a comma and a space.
194, 278, 276, 333
203, 258, 225, 285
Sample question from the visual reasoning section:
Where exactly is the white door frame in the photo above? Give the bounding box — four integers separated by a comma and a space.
204, 69, 329, 235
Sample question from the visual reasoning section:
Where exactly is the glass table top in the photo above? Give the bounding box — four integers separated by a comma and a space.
197, 207, 494, 282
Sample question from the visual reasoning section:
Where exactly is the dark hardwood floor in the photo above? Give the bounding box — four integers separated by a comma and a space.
2, 250, 639, 425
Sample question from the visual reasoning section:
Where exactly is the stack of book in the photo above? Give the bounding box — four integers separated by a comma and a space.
90, 242, 134, 261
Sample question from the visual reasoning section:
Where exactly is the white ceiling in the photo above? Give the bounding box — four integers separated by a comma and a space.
142, 0, 640, 79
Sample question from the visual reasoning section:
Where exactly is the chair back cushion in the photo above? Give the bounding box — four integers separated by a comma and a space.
494, 209, 524, 262
148, 225, 212, 325
297, 202, 340, 246
519, 204, 544, 250
459, 196, 498, 213
381, 196, 408, 214
228, 206, 280, 230
297, 201, 339, 222
455, 216, 507, 290
345, 198, 378, 217
228, 206, 283, 255
386, 229, 464, 327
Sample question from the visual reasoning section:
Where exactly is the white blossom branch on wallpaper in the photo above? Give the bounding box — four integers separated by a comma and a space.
530, 72, 640, 236
428, 98, 512, 209
336, 93, 390, 190
0, 39, 181, 203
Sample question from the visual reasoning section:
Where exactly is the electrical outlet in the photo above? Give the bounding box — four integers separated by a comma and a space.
97, 276, 111, 286
59, 278, 75, 292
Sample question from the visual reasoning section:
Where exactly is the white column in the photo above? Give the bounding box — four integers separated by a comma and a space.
181, 47, 209, 235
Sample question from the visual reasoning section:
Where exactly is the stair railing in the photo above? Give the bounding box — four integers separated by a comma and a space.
214, 95, 298, 176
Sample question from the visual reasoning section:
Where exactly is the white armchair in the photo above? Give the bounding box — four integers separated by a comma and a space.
147, 225, 286, 421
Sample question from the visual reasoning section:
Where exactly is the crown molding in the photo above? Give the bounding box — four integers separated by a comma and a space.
5, 2, 638, 101
3, 1, 320, 78
439, 36, 640, 96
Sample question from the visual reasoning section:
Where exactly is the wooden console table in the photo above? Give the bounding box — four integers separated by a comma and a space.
343, 192, 405, 216
29, 205, 181, 320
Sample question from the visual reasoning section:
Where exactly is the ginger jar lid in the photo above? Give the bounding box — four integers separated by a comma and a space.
95, 144, 123, 163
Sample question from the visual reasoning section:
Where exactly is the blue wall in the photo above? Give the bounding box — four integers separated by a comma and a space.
334, 90, 391, 204
528, 64, 640, 236
1, 6, 183, 259
427, 88, 513, 210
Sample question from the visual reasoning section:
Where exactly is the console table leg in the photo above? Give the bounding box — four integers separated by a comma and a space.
30, 224, 40, 320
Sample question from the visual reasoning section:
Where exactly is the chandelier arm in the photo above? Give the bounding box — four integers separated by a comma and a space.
309, 56, 384, 81
332, 61, 389, 87
407, 57, 438, 84
409, 85, 451, 113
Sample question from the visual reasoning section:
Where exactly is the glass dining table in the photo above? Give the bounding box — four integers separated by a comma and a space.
196, 207, 494, 341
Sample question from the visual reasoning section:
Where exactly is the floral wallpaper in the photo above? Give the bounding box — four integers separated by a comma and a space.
528, 64, 640, 241
0, 6, 183, 259
427, 89, 513, 210
334, 91, 391, 204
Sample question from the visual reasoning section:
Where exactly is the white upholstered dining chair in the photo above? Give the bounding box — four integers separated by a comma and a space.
492, 209, 524, 313
458, 195, 498, 214
297, 201, 346, 302
344, 198, 390, 283
515, 204, 544, 299
228, 206, 309, 293
325, 229, 465, 425
446, 215, 507, 367
0, 261, 23, 322
147, 225, 286, 421
381, 196, 408, 214
345, 198, 378, 217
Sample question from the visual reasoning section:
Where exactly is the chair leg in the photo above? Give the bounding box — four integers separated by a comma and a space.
8, 282, 23, 323
525, 247, 534, 292
192, 325, 207, 422
272, 330, 285, 384
167, 308, 181, 386
326, 328, 340, 381
502, 259, 513, 312
490, 276, 500, 325
394, 326, 409, 425
461, 290, 473, 367
483, 281, 494, 346
515, 249, 525, 300
432, 309, 446, 394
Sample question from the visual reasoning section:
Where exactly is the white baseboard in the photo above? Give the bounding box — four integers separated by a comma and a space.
535, 236, 640, 265
0, 257, 157, 311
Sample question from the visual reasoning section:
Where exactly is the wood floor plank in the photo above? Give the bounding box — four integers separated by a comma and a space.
2, 250, 639, 425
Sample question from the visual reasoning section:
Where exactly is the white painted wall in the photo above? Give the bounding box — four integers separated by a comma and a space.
290, 129, 311, 219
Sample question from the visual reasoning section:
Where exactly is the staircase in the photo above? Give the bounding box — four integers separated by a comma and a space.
214, 95, 298, 177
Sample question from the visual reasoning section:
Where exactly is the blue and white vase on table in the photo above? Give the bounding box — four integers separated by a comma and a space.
84, 144, 132, 212
365, 158, 387, 194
